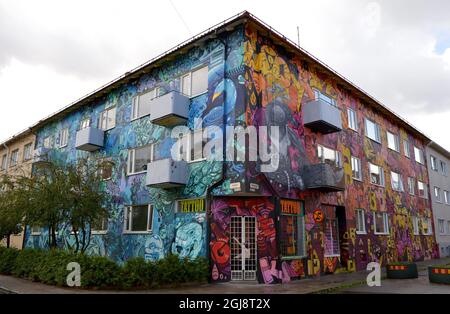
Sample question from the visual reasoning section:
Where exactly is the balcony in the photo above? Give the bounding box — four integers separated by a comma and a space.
302, 99, 342, 134
149, 91, 189, 127
302, 163, 345, 192
75, 127, 104, 152
32, 147, 50, 165
146, 158, 188, 188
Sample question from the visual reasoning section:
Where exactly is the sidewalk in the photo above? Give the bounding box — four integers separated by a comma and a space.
1, 257, 449, 294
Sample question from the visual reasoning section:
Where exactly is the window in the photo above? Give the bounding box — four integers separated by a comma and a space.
422, 217, 432, 235
403, 140, 411, 158
80, 118, 90, 130
440, 160, 448, 176
100, 107, 116, 130
434, 186, 442, 202
181, 66, 208, 97
347, 108, 358, 131
351, 156, 362, 181
365, 118, 381, 143
10, 149, 19, 167
1, 154, 7, 170
444, 190, 449, 205
438, 219, 445, 235
414, 146, 424, 164
127, 144, 154, 175
92, 218, 108, 234
324, 218, 340, 256
280, 200, 306, 258
186, 130, 206, 162
43, 136, 52, 149
23, 143, 33, 161
317, 145, 341, 167
386, 131, 399, 152
30, 226, 41, 235
59, 128, 69, 148
373, 212, 389, 235
417, 181, 428, 199
412, 216, 420, 235
390, 171, 404, 192
131, 87, 161, 120
124, 205, 152, 233
313, 88, 337, 107
369, 163, 384, 186
430, 155, 438, 171
407, 177, 415, 195
356, 209, 366, 234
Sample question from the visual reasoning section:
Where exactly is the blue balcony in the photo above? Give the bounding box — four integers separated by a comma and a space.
32, 147, 50, 165
75, 127, 104, 152
302, 99, 342, 134
149, 91, 189, 127
146, 158, 188, 188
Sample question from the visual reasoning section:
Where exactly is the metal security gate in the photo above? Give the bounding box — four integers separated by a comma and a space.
230, 216, 257, 281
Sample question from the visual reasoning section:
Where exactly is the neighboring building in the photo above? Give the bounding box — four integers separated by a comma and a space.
426, 142, 450, 257
0, 130, 36, 249
16, 12, 438, 283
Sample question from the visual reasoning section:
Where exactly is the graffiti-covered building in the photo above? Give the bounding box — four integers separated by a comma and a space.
23, 12, 438, 283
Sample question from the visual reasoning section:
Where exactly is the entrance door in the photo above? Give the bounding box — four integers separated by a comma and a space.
230, 216, 257, 281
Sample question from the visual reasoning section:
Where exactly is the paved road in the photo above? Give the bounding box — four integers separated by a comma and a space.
337, 269, 450, 294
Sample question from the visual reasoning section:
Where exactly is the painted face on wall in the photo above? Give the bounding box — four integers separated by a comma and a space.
144, 235, 165, 261
171, 222, 203, 259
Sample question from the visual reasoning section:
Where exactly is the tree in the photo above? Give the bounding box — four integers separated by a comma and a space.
0, 175, 24, 248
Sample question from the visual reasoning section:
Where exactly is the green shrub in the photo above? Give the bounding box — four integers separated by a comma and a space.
0, 247, 19, 274
1, 247, 209, 289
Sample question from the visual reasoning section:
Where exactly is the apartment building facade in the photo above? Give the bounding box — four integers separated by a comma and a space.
0, 130, 36, 249
426, 142, 450, 257
21, 12, 439, 283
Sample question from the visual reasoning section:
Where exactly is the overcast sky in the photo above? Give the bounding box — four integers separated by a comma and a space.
1, 0, 450, 150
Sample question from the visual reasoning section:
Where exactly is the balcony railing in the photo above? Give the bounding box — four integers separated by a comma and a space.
32, 147, 50, 165
302, 163, 345, 191
149, 91, 189, 127
146, 158, 188, 188
75, 127, 104, 152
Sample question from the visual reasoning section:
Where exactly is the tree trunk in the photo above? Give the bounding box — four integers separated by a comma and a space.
6, 234, 11, 248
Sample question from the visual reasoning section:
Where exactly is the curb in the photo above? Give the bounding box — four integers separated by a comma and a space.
0, 285, 17, 294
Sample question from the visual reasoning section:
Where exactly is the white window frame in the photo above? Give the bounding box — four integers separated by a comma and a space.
390, 171, 404, 192
407, 177, 415, 195
99, 159, 114, 181
444, 190, 449, 205
43, 136, 52, 149
417, 181, 428, 199
414, 146, 424, 165
403, 140, 411, 158
430, 155, 438, 171
422, 217, 433, 235
91, 217, 108, 235
10, 149, 19, 167
131, 87, 161, 121
347, 108, 358, 131
123, 205, 153, 234
386, 131, 400, 152
373, 212, 389, 235
127, 144, 154, 176
30, 226, 41, 236
313, 88, 337, 107
434, 186, 442, 203
59, 128, 69, 148
180, 65, 208, 98
23, 143, 33, 161
356, 209, 366, 234
100, 107, 116, 131
365, 118, 381, 143
317, 145, 342, 167
412, 216, 420, 235
438, 219, 445, 235
368, 162, 385, 187
80, 118, 90, 130
351, 156, 362, 181
440, 160, 448, 176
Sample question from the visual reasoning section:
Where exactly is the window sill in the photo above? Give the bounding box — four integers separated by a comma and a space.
123, 231, 152, 235
187, 158, 207, 164
92, 231, 107, 235
374, 232, 390, 236
281, 255, 307, 260
356, 231, 367, 235
370, 183, 385, 188
352, 177, 363, 182
324, 254, 341, 258
388, 148, 400, 153
365, 136, 381, 144
127, 171, 147, 176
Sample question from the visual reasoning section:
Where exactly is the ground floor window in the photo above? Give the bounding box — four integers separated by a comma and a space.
373, 212, 389, 235
422, 217, 433, 235
92, 217, 108, 234
279, 200, 306, 258
355, 209, 366, 234
324, 218, 340, 256
124, 205, 153, 233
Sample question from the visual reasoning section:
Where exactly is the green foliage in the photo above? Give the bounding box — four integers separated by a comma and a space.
0, 247, 209, 290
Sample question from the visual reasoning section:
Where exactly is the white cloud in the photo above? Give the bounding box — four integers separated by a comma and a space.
0, 0, 450, 150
